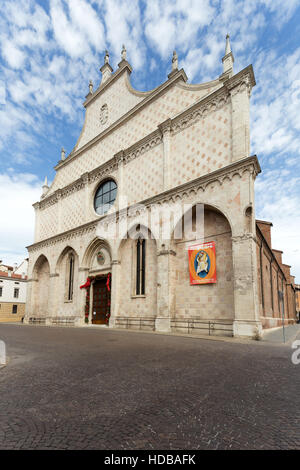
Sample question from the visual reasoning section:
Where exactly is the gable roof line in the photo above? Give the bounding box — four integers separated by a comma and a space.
83, 61, 134, 107
54, 68, 189, 172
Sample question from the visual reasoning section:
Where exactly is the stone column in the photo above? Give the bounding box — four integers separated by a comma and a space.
155, 242, 176, 332
158, 119, 172, 191
232, 234, 262, 337
109, 260, 121, 328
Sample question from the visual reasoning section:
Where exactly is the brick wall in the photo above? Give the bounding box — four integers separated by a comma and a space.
256, 223, 296, 328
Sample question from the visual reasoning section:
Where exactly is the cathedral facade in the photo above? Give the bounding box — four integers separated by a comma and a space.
25, 39, 294, 337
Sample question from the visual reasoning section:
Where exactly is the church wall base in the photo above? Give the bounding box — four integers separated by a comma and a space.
155, 317, 171, 332
233, 320, 263, 339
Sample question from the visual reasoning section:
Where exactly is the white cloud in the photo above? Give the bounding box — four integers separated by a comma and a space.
2, 41, 25, 68
144, 0, 215, 59
260, 0, 299, 27
251, 47, 300, 159
0, 173, 42, 264
68, 0, 105, 51
102, 0, 145, 69
50, 0, 91, 58
0, 81, 6, 105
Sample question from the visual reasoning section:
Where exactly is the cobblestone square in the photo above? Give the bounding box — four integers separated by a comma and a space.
0, 324, 299, 450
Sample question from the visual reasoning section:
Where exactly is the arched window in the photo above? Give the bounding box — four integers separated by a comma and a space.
94, 179, 117, 215
136, 238, 146, 295
67, 254, 74, 301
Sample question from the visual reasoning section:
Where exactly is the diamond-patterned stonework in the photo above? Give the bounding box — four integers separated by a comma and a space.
47, 80, 222, 194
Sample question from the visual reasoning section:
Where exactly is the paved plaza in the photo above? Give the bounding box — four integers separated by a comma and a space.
0, 323, 299, 450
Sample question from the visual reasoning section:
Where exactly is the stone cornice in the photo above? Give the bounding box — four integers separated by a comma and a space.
224, 64, 255, 97
123, 129, 163, 165
171, 82, 229, 135
54, 69, 188, 172
27, 155, 260, 252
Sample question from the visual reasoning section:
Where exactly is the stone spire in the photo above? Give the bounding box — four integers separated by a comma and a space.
221, 34, 234, 79
121, 44, 126, 61
61, 147, 66, 161
42, 176, 49, 196
168, 50, 178, 79
118, 44, 132, 72
100, 50, 113, 84
225, 33, 231, 55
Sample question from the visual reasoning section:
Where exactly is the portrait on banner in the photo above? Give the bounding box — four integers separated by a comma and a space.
188, 242, 217, 285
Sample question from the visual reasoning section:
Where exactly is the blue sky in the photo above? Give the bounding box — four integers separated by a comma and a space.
0, 0, 299, 280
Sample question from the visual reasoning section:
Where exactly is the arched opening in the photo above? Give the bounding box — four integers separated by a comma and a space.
82, 238, 112, 325
32, 255, 50, 318
55, 247, 79, 315
171, 204, 234, 335
117, 224, 157, 328
82, 238, 112, 272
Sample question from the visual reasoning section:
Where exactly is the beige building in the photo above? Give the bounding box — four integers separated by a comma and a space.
0, 261, 27, 322
25, 38, 295, 337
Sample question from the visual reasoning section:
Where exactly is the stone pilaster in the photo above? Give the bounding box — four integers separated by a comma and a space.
24, 278, 35, 323
228, 79, 251, 162
158, 119, 172, 191
81, 172, 90, 223
232, 234, 262, 337
115, 151, 125, 209
78, 267, 89, 325
57, 190, 62, 233
33, 202, 40, 243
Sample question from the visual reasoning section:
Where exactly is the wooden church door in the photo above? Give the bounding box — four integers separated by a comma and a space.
92, 278, 108, 324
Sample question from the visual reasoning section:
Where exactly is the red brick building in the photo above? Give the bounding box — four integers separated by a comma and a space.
256, 220, 297, 328
295, 284, 300, 322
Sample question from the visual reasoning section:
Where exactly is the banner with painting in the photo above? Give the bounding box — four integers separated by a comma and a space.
188, 241, 217, 285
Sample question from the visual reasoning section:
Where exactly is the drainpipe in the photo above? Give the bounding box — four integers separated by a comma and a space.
260, 240, 264, 311
270, 258, 273, 311
281, 277, 285, 343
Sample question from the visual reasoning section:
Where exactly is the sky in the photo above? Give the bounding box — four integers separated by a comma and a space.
0, 0, 299, 280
